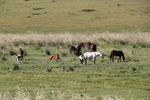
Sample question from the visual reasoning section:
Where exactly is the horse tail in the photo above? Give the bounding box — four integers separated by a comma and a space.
122, 53, 125, 62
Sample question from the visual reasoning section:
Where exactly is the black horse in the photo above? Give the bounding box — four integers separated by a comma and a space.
110, 50, 125, 62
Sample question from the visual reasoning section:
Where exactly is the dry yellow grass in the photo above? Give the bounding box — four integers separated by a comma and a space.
0, 89, 124, 100
0, 32, 150, 45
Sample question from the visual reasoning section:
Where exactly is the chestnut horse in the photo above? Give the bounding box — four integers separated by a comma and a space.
110, 50, 125, 62
49, 54, 59, 61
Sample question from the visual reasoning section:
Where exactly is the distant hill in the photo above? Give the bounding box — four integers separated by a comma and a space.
0, 0, 150, 33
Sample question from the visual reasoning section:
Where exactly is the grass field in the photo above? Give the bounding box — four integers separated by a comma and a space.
0, 33, 150, 100
0, 0, 150, 100
0, 0, 150, 33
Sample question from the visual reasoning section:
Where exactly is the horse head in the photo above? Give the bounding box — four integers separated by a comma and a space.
79, 54, 85, 64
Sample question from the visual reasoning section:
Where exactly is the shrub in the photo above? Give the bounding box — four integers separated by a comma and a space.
9, 50, 17, 56
1, 55, 7, 61
12, 64, 19, 71
45, 49, 51, 55
132, 67, 136, 72
61, 52, 67, 57
47, 67, 53, 72
67, 66, 74, 72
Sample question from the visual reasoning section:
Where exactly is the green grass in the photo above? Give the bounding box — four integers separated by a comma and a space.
0, 0, 150, 33
0, 38, 150, 100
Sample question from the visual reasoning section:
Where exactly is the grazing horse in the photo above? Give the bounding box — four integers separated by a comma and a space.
79, 52, 104, 64
16, 48, 24, 63
110, 50, 125, 62
49, 54, 59, 61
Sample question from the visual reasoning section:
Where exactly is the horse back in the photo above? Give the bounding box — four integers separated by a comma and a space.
111, 50, 124, 56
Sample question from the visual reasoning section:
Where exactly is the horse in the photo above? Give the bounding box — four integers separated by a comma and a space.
90, 44, 97, 52
110, 50, 125, 62
79, 52, 104, 64
49, 54, 59, 61
77, 42, 87, 48
16, 48, 24, 63
68, 45, 77, 55
77, 42, 97, 52
68, 45, 82, 56
78, 42, 97, 52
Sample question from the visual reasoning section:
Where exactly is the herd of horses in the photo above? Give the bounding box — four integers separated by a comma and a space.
16, 42, 125, 64
68, 42, 97, 56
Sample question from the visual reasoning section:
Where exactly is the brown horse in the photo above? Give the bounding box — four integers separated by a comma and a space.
49, 54, 59, 61
16, 48, 24, 63
78, 42, 97, 52
68, 45, 77, 55
68, 45, 82, 56
90, 44, 97, 52
110, 50, 125, 62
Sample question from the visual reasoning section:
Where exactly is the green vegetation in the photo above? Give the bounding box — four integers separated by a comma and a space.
0, 34, 150, 100
0, 0, 150, 99
0, 0, 150, 33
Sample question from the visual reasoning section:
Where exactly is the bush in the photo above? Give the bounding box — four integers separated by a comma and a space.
9, 50, 17, 56
67, 66, 75, 72
12, 64, 19, 71
45, 49, 51, 55
1, 55, 7, 61
47, 67, 53, 72
132, 67, 136, 72
61, 52, 67, 57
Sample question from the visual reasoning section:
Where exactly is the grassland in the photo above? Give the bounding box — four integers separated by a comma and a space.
0, 0, 150, 99
0, 0, 150, 33
0, 33, 150, 100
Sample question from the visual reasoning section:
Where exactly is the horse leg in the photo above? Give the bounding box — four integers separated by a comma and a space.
93, 58, 96, 64
85, 58, 87, 64
110, 56, 112, 61
112, 56, 114, 62
118, 56, 121, 62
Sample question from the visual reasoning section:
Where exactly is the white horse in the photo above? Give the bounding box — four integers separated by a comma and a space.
79, 52, 104, 64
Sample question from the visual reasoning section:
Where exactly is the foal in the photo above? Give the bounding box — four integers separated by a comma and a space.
110, 50, 125, 62
49, 54, 59, 61
79, 52, 104, 64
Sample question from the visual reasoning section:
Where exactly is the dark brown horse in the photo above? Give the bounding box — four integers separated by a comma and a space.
68, 45, 82, 56
68, 45, 77, 55
90, 43, 97, 52
110, 50, 125, 62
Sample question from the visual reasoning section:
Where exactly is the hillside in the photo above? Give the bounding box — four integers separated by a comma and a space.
0, 0, 150, 33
